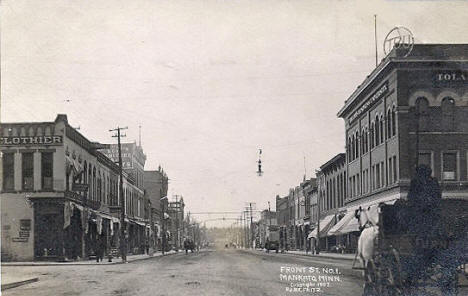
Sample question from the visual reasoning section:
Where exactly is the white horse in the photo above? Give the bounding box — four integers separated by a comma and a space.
353, 206, 380, 273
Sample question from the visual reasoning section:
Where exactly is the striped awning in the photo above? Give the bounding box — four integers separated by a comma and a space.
307, 214, 335, 239
328, 211, 356, 235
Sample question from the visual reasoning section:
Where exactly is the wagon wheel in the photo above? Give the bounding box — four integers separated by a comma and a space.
363, 260, 379, 296
433, 263, 459, 296
380, 249, 404, 296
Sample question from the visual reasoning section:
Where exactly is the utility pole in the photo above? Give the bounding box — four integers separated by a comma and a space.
374, 14, 378, 67
316, 172, 321, 255
110, 126, 128, 262
249, 203, 253, 249
244, 211, 248, 248
268, 201, 272, 226
161, 195, 167, 255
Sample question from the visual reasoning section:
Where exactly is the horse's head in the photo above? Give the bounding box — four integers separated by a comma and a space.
355, 206, 377, 231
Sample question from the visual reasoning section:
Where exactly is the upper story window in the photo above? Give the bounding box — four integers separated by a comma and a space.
2, 153, 15, 191
387, 109, 392, 139
379, 114, 384, 144
347, 137, 352, 162
441, 97, 455, 131
355, 131, 360, 159
22, 152, 34, 191
375, 116, 380, 146
391, 106, 396, 137
41, 152, 53, 190
370, 123, 375, 148
442, 152, 457, 181
361, 127, 367, 154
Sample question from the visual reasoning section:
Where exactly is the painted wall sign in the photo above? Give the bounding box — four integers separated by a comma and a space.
0, 135, 63, 146
102, 143, 135, 169
433, 71, 468, 87
12, 237, 28, 242
348, 82, 389, 124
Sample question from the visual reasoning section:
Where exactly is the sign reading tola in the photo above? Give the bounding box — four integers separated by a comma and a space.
433, 71, 468, 87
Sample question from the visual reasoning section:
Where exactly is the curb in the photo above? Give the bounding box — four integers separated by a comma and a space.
250, 249, 355, 262
1, 278, 39, 291
281, 251, 355, 262
1, 252, 180, 267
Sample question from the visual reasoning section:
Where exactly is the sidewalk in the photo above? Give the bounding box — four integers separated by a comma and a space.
1, 250, 178, 267
1, 250, 180, 291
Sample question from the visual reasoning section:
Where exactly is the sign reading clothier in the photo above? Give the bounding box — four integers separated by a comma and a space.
0, 135, 63, 146
347, 82, 389, 124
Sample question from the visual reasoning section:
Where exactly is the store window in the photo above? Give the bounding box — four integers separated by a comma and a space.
442, 152, 457, 180
22, 153, 34, 191
2, 153, 15, 191
41, 152, 53, 190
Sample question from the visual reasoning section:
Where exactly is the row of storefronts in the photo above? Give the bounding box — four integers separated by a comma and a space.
273, 44, 468, 254
0, 114, 165, 261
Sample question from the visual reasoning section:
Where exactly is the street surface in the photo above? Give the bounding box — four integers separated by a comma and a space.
2, 248, 363, 296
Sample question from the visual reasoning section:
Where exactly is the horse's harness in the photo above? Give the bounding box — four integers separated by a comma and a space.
356, 207, 378, 232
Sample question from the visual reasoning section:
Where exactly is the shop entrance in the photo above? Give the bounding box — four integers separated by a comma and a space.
34, 202, 64, 260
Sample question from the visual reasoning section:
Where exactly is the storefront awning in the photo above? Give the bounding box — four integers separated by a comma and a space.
307, 214, 335, 239
328, 211, 355, 236
335, 198, 398, 235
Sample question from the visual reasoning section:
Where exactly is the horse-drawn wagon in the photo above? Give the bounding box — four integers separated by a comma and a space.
353, 166, 468, 295
354, 198, 467, 296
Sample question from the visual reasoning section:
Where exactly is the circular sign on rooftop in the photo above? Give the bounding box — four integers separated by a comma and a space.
383, 26, 414, 57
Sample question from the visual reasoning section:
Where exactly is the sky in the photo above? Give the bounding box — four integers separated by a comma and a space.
2, 0, 468, 226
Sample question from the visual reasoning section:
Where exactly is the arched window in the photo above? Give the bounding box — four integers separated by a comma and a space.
88, 165, 92, 199
391, 106, 396, 136
355, 131, 360, 159
370, 123, 375, 149
351, 134, 355, 161
375, 116, 380, 146
441, 97, 455, 131
93, 167, 96, 201
387, 109, 392, 138
362, 128, 366, 154
98, 172, 102, 203
347, 137, 352, 162
379, 114, 384, 144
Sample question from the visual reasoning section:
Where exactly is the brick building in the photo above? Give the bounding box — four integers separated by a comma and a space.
1, 115, 149, 261
144, 168, 169, 251
327, 44, 468, 250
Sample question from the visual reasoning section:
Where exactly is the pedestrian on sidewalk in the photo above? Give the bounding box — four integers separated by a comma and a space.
96, 237, 106, 262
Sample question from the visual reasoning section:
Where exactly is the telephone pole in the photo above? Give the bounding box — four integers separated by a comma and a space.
110, 126, 128, 262
249, 203, 253, 249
